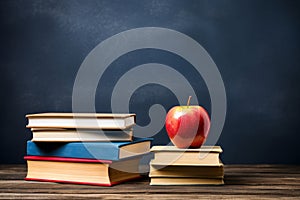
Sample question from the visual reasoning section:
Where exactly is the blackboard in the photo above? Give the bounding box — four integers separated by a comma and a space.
0, 0, 299, 163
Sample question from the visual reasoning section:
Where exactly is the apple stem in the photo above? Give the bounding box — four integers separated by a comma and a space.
187, 96, 192, 107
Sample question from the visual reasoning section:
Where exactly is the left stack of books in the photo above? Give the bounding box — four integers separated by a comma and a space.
24, 113, 152, 186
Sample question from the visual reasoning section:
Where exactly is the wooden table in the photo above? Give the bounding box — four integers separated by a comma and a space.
0, 165, 299, 199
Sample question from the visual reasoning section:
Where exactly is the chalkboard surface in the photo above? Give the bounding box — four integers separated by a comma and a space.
0, 0, 299, 163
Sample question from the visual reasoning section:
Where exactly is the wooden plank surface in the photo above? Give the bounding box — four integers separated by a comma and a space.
0, 165, 299, 199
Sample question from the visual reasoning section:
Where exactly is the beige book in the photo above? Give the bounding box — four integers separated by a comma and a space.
26, 113, 136, 129
150, 146, 222, 166
30, 128, 133, 142
150, 177, 224, 185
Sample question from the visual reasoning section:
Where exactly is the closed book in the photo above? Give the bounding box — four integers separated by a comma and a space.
26, 113, 136, 129
151, 146, 222, 166
25, 156, 141, 186
150, 177, 224, 185
30, 128, 133, 142
27, 138, 152, 161
149, 163, 224, 178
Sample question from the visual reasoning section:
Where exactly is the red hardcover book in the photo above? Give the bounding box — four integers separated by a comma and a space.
24, 156, 142, 186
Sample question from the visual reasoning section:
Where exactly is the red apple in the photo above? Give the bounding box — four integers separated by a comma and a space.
165, 97, 210, 148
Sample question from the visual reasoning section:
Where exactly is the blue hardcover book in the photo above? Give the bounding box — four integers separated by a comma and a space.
27, 138, 152, 161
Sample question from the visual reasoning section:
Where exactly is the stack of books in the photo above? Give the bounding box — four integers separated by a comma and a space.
149, 146, 224, 185
24, 113, 152, 186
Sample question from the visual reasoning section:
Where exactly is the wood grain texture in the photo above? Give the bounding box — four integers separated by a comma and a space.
0, 165, 299, 199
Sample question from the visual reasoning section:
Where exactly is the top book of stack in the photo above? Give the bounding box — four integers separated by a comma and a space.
26, 113, 136, 130
150, 146, 223, 166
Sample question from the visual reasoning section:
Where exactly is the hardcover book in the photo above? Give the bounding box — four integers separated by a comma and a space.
27, 138, 152, 161
150, 146, 223, 166
25, 156, 142, 186
149, 164, 224, 178
26, 113, 136, 129
30, 128, 133, 142
150, 177, 224, 185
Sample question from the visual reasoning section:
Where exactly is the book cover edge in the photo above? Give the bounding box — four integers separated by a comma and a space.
24, 175, 142, 187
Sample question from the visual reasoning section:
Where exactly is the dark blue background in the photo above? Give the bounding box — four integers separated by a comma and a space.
1, 0, 299, 164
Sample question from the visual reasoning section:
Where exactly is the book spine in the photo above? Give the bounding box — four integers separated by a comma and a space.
24, 156, 113, 164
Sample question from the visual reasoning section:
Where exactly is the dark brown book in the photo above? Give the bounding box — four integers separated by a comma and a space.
149, 164, 224, 178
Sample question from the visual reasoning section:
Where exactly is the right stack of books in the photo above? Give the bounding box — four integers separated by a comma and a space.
149, 146, 224, 185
